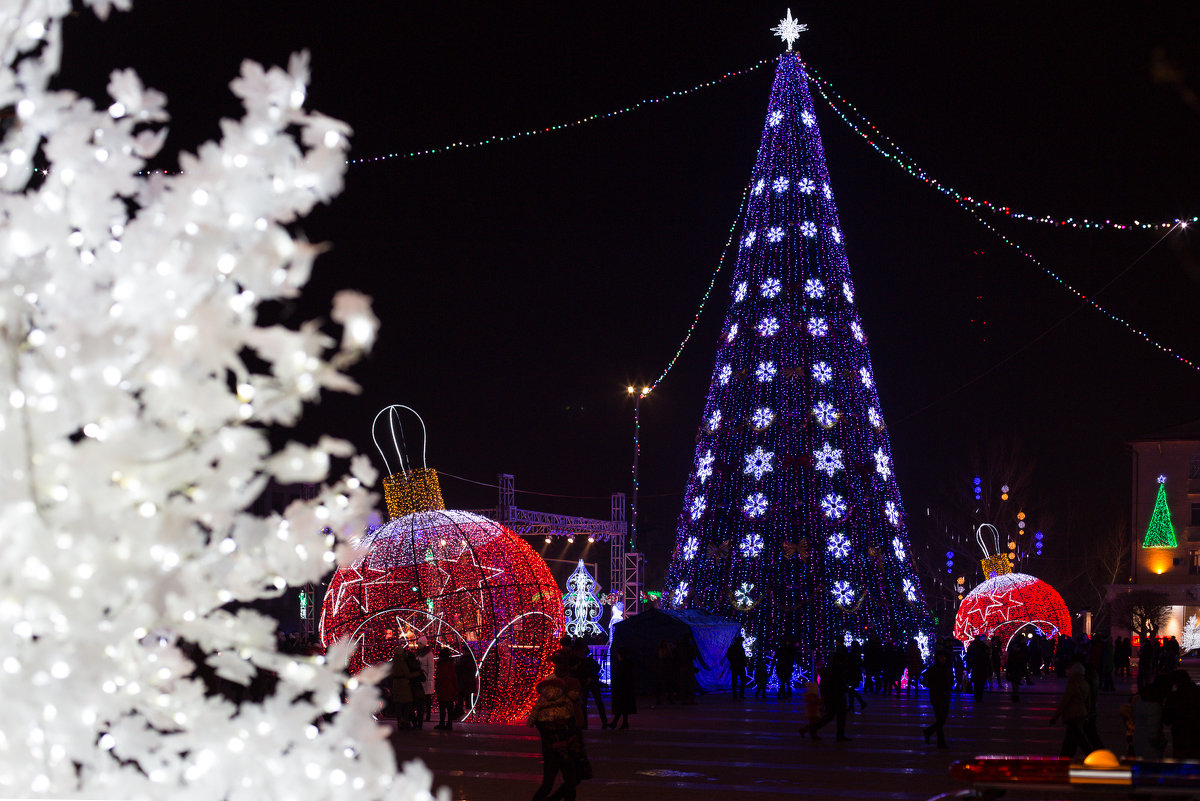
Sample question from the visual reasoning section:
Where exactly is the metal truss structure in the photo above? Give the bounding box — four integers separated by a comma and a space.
472, 474, 644, 615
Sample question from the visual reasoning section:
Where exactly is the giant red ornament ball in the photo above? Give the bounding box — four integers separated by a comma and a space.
953, 572, 1072, 649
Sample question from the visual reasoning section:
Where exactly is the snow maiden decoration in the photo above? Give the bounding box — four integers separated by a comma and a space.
320, 406, 564, 723
953, 524, 1071, 650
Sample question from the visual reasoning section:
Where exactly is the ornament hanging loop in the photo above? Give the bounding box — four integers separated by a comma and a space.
371, 404, 429, 479
975, 523, 1001, 559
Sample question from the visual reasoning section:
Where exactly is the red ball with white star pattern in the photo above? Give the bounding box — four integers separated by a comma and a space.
953, 572, 1071, 650
320, 509, 563, 723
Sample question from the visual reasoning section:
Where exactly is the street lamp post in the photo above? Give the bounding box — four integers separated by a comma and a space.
627, 385, 650, 552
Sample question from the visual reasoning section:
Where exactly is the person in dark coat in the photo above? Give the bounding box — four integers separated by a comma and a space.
527, 677, 586, 801
434, 647, 459, 730
1165, 670, 1200, 759
455, 650, 477, 717
904, 639, 924, 697
675, 636, 699, 705
653, 639, 676, 706
608, 647, 636, 729
1006, 637, 1028, 703
846, 641, 868, 712
752, 651, 771, 700
404, 647, 427, 729
775, 642, 796, 700
573, 642, 608, 729
726, 635, 748, 699
921, 649, 953, 749
990, 639, 1004, 689
391, 641, 416, 729
1050, 662, 1098, 757
966, 636, 990, 701
804, 646, 850, 741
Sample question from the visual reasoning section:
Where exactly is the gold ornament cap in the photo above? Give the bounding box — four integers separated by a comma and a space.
382, 468, 446, 519
981, 553, 1013, 579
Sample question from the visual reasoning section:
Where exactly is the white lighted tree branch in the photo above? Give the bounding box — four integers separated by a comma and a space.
0, 1, 440, 798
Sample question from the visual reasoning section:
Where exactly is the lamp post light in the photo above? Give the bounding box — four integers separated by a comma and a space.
627, 384, 651, 551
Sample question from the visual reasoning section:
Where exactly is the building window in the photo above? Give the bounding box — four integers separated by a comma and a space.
1193, 502, 1200, 527
1191, 454, 1200, 479
1191, 551, 1200, 574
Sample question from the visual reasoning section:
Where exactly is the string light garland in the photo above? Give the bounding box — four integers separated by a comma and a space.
662, 52, 932, 660
802, 60, 1195, 232
346, 60, 776, 165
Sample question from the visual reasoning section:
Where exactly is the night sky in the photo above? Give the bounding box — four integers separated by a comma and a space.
60, 3, 1200, 597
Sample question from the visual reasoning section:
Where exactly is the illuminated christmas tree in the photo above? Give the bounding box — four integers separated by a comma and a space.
563, 560, 605, 639
1142, 475, 1178, 549
663, 18, 931, 659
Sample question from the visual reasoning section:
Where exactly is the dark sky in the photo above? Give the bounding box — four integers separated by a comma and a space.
61, 3, 1200, 590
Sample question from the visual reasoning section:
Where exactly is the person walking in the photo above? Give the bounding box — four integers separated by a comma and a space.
1006, 638, 1028, 703
608, 647, 636, 729
726, 635, 748, 699
846, 641, 867, 713
527, 677, 587, 801
573, 642, 608, 730
802, 680, 822, 735
676, 636, 699, 705
415, 637, 435, 724
966, 636, 989, 702
405, 647, 428, 729
752, 651, 771, 700
904, 639, 924, 697
434, 647, 459, 730
990, 639, 1004, 690
805, 646, 850, 741
775, 642, 795, 700
1050, 662, 1098, 757
391, 640, 416, 729
921, 648, 953, 749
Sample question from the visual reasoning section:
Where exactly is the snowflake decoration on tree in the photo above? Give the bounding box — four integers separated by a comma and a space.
696, 450, 715, 484
850, 321, 865, 343
832, 580, 854, 607
873, 448, 893, 479
773, 176, 790, 193
683, 535, 699, 560
867, 407, 882, 429
843, 281, 854, 302
823, 182, 833, 199
755, 361, 777, 383
753, 179, 766, 196
740, 533, 765, 557
751, 407, 775, 429
743, 231, 756, 247
689, 496, 707, 521
827, 532, 851, 559
707, 409, 722, 431
744, 446, 775, 481
800, 220, 817, 238
813, 401, 839, 427
718, 363, 732, 385
831, 227, 842, 243
813, 441, 844, 477
768, 109, 784, 127
885, 501, 901, 527
733, 582, 757, 610
812, 361, 832, 384
821, 493, 848, 520
744, 492, 769, 519
902, 578, 917, 602
757, 316, 780, 337
726, 323, 738, 343
892, 535, 906, 559
801, 110, 816, 127
798, 177, 816, 194
766, 226, 785, 243
734, 281, 748, 303
859, 367, 873, 388
741, 631, 756, 658
673, 582, 690, 606
760, 276, 782, 298
804, 278, 825, 298
807, 316, 828, 337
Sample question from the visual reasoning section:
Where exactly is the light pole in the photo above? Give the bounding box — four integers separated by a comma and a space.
627, 385, 650, 552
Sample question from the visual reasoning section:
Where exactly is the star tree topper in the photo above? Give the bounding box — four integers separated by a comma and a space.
772, 8, 807, 51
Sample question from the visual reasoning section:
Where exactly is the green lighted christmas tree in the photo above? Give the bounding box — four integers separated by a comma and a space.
1142, 476, 1178, 549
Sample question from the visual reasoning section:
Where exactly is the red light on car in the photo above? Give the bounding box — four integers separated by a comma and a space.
950, 756, 1070, 785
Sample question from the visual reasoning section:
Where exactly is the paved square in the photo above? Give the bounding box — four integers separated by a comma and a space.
391, 676, 1133, 800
